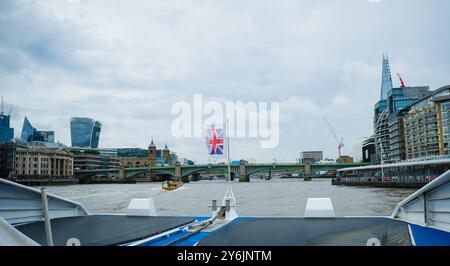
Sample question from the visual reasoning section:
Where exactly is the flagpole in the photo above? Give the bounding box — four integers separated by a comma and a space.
226, 118, 232, 183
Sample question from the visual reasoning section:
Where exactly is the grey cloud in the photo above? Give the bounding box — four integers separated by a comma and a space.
1, 0, 450, 162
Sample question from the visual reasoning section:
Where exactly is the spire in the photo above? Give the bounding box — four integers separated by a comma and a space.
380, 53, 393, 100
164, 141, 169, 151
148, 137, 156, 148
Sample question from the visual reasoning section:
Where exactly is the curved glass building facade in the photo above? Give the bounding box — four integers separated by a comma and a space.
20, 116, 55, 143
70, 117, 102, 148
21, 117, 36, 142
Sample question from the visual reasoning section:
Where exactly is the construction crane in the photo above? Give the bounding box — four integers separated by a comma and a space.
0, 96, 13, 116
0, 96, 13, 115
323, 117, 344, 157
397, 73, 406, 88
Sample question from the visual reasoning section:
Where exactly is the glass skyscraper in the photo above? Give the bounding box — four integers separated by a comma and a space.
21, 117, 36, 141
374, 54, 431, 163
0, 113, 14, 143
33, 131, 55, 143
374, 54, 393, 127
20, 116, 55, 143
380, 53, 393, 101
70, 117, 102, 148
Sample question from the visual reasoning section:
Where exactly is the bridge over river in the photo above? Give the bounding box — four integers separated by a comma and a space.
75, 160, 368, 182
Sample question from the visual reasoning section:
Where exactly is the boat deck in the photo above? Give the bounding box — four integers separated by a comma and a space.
15, 214, 195, 246
196, 217, 413, 246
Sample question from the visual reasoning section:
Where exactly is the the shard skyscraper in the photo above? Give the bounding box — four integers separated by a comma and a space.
380, 53, 393, 101
373, 53, 430, 164
374, 53, 393, 164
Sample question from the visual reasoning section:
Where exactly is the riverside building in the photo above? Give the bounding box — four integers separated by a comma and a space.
119, 139, 174, 167
403, 85, 450, 159
373, 54, 430, 163
299, 151, 323, 164
13, 144, 73, 178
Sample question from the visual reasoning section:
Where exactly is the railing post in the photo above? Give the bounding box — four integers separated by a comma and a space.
225, 199, 231, 212
212, 200, 217, 212
41, 187, 54, 246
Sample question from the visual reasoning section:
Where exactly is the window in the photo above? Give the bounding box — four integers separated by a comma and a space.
442, 102, 450, 111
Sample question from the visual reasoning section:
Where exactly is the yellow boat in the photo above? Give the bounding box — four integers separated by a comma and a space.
162, 180, 183, 191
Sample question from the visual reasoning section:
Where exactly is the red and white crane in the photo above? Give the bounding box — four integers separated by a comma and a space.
323, 117, 344, 157
397, 73, 406, 88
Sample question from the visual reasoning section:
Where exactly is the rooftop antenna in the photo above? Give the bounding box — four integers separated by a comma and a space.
1, 96, 4, 115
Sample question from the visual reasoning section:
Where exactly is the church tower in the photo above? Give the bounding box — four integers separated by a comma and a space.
163, 142, 170, 164
148, 138, 157, 167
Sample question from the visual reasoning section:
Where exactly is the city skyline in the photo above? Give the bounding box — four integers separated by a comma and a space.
1, 0, 450, 163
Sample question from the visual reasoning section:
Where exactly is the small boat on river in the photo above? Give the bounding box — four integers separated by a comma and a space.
162, 180, 183, 191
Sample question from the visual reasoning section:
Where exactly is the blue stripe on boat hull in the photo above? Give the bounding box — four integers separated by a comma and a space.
410, 224, 450, 246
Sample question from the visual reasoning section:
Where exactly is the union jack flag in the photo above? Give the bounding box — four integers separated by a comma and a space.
205, 125, 227, 159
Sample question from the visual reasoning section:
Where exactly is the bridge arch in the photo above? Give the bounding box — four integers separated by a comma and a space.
246, 167, 304, 176
125, 170, 148, 179
149, 169, 176, 177
181, 167, 239, 178
75, 170, 120, 179
125, 169, 175, 179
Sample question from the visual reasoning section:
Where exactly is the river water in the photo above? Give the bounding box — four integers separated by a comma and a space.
43, 179, 416, 217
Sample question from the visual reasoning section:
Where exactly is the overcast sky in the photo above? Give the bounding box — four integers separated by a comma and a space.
1, 0, 449, 163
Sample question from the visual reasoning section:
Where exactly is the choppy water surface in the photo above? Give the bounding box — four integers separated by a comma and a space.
43, 179, 416, 217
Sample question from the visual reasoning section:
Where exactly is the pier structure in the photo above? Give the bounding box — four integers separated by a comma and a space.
334, 157, 450, 188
